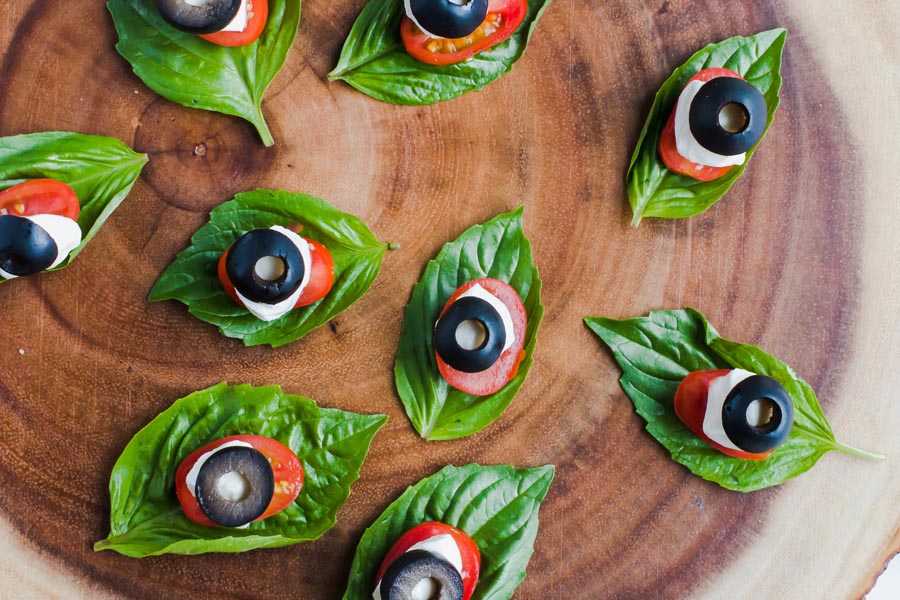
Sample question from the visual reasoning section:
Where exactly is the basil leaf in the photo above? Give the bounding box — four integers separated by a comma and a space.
394, 207, 543, 440
148, 190, 392, 347
0, 131, 147, 278
94, 383, 386, 557
107, 0, 301, 147
585, 308, 883, 492
627, 28, 786, 226
342, 464, 555, 600
328, 0, 553, 105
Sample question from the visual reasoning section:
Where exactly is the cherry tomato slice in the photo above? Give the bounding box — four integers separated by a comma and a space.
217, 237, 335, 309
658, 68, 744, 182
0, 179, 80, 220
674, 369, 774, 460
400, 0, 527, 66
175, 434, 303, 527
435, 278, 527, 396
199, 0, 268, 47
375, 522, 481, 600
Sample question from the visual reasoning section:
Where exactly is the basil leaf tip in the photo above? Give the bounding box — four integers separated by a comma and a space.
627, 28, 787, 226
585, 308, 883, 492
394, 206, 543, 441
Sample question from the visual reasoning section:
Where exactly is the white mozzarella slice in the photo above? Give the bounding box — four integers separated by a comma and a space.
0, 214, 82, 280
236, 225, 312, 322
674, 79, 747, 168
455, 284, 515, 353
701, 368, 756, 451
221, 0, 249, 32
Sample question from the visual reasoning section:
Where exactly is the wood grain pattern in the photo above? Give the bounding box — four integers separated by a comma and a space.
0, 1, 898, 598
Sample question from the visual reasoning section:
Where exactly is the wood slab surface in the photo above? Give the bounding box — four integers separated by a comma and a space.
1, 0, 899, 598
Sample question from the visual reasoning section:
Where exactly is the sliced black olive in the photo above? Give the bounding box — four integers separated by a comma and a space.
225, 228, 307, 304
195, 446, 274, 527
0, 215, 58, 278
434, 295, 506, 373
721, 375, 794, 454
380, 550, 464, 600
156, 0, 242, 34
688, 76, 768, 156
405, 0, 489, 39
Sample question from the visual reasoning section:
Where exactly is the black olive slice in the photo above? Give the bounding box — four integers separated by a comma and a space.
434, 295, 506, 373
195, 446, 274, 527
721, 375, 794, 454
380, 550, 464, 600
688, 76, 768, 156
225, 228, 307, 304
0, 215, 58, 278
156, 0, 242, 34
405, 0, 489, 39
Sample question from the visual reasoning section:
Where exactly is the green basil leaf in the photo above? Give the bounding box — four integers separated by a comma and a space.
585, 308, 883, 492
107, 0, 301, 147
394, 207, 543, 440
148, 189, 392, 347
0, 131, 147, 278
627, 28, 786, 226
342, 464, 555, 600
328, 0, 553, 105
94, 383, 387, 557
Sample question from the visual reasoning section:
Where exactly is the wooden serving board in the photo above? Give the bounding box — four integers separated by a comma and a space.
1, 1, 899, 598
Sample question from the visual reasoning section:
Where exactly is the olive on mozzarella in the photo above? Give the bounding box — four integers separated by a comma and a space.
156, 0, 245, 34
374, 534, 465, 600
0, 214, 82, 280
192, 445, 275, 528
674, 76, 767, 168
404, 0, 489, 39
224, 226, 312, 322
434, 283, 515, 373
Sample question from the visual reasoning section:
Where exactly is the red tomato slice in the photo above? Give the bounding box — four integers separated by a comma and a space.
175, 434, 303, 527
0, 179, 80, 220
217, 237, 335, 309
199, 0, 268, 47
400, 0, 527, 66
674, 369, 773, 460
658, 67, 744, 182
435, 278, 527, 396
375, 522, 481, 600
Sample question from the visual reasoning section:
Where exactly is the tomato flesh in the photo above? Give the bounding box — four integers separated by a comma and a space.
175, 434, 303, 527
0, 179, 80, 220
375, 522, 481, 600
658, 68, 744, 182
218, 236, 335, 310
199, 0, 268, 47
674, 369, 774, 460
401, 0, 527, 66
435, 278, 527, 396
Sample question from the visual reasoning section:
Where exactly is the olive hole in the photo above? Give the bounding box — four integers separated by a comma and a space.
718, 102, 749, 134
184, 0, 214, 7
253, 256, 286, 284
746, 398, 779, 433
217, 470, 251, 503
455, 319, 488, 351
447, 0, 471, 5
411, 577, 440, 600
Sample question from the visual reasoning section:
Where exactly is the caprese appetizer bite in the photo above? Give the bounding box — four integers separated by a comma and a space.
0, 179, 82, 280
659, 68, 768, 182
175, 434, 303, 528
373, 522, 480, 600
401, 0, 527, 65
434, 277, 526, 396
675, 368, 794, 460
217, 225, 335, 322
156, 0, 268, 47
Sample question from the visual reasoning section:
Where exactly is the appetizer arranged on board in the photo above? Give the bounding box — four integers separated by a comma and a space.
626, 28, 786, 226
585, 308, 884, 492
329, 0, 553, 105
0, 132, 146, 282
108, 0, 300, 146
394, 207, 542, 440
149, 190, 393, 347
342, 464, 554, 600
95, 383, 386, 557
